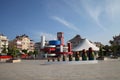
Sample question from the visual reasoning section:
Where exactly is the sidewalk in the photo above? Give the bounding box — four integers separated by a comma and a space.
0, 59, 120, 80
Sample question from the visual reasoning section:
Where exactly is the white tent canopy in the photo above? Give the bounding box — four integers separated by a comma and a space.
72, 39, 99, 51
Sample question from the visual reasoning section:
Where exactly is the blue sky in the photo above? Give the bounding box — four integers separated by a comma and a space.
0, 0, 120, 45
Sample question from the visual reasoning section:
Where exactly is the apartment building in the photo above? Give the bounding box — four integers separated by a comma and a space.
0, 34, 8, 53
9, 34, 34, 52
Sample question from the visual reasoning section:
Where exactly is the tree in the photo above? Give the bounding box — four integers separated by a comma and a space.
1, 45, 7, 54
103, 45, 111, 56
22, 49, 28, 54
99, 46, 104, 57
28, 51, 33, 56
111, 45, 118, 56
33, 50, 38, 58
109, 40, 113, 45
8, 46, 20, 59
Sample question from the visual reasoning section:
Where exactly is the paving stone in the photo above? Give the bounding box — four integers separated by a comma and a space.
0, 59, 120, 80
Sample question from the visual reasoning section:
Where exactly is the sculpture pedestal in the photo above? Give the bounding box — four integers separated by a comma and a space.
96, 57, 104, 60
6, 59, 21, 63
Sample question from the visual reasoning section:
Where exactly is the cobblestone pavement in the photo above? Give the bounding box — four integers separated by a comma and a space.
0, 59, 120, 80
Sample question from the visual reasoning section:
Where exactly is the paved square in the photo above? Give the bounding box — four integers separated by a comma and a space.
0, 59, 120, 80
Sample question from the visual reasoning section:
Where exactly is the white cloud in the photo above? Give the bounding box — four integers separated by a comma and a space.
31, 31, 57, 42
63, 0, 82, 16
39, 32, 57, 41
105, 0, 120, 20
81, 1, 107, 31
52, 16, 79, 31
63, 0, 107, 31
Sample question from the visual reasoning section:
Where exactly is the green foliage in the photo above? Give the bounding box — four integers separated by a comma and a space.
102, 45, 111, 56
1, 45, 7, 54
82, 53, 87, 60
88, 52, 94, 60
22, 49, 28, 54
109, 40, 113, 45
111, 45, 120, 56
75, 53, 80, 61
8, 46, 20, 59
28, 51, 33, 56
33, 50, 38, 57
99, 46, 104, 57
102, 44, 120, 57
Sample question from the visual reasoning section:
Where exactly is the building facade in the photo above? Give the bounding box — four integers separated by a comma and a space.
35, 42, 41, 54
29, 40, 34, 52
9, 34, 34, 52
94, 42, 104, 48
0, 34, 9, 53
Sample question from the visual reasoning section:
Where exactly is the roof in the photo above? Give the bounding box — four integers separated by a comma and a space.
72, 39, 99, 51
69, 34, 82, 42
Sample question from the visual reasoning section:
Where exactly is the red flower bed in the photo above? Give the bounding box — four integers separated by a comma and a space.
21, 54, 28, 59
0, 55, 12, 59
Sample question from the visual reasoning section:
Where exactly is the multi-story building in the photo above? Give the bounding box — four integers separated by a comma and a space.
0, 34, 9, 53
35, 42, 41, 54
29, 40, 34, 52
94, 42, 104, 48
9, 34, 34, 52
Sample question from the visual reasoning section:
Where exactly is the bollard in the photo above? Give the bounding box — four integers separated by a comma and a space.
69, 54, 73, 61
63, 54, 66, 61
57, 57, 60, 62
52, 58, 55, 62
88, 47, 94, 60
75, 52, 80, 61
48, 58, 50, 62
82, 49, 87, 61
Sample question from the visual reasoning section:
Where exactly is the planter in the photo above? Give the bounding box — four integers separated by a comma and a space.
110, 56, 118, 59
96, 57, 104, 60
6, 59, 21, 63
